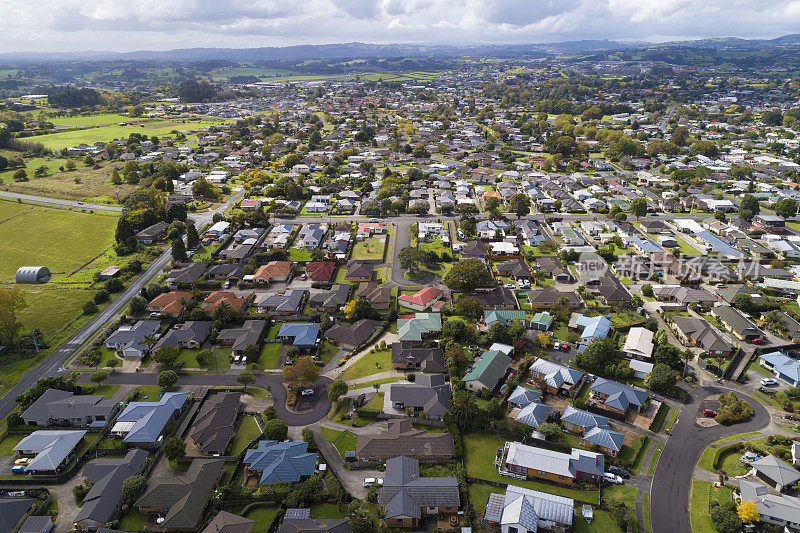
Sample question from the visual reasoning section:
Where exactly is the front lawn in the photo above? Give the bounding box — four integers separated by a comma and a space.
231, 416, 262, 456
462, 433, 599, 503
351, 236, 386, 261
0, 433, 25, 456
134, 385, 165, 401
118, 511, 148, 531
85, 384, 121, 399
259, 342, 283, 369
317, 341, 339, 364
320, 427, 358, 459
340, 347, 392, 381
689, 481, 734, 533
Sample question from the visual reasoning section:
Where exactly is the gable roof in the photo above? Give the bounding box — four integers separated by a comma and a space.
355, 282, 391, 306
356, 419, 454, 459
325, 319, 380, 347
397, 313, 442, 342
499, 485, 574, 530
14, 430, 86, 471
503, 441, 603, 480
0, 499, 35, 533
463, 350, 512, 389
378, 456, 460, 519
278, 322, 321, 348
575, 315, 612, 341
390, 342, 445, 373
154, 321, 213, 350
671, 316, 732, 352
507, 386, 542, 407
306, 262, 336, 282
484, 310, 527, 328
623, 327, 654, 359
243, 441, 318, 485
76, 449, 149, 526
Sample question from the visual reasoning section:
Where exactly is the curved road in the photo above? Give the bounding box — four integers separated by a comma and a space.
650, 386, 771, 533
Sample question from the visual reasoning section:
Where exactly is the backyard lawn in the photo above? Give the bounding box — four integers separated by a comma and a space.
463, 433, 599, 503
118, 511, 148, 531
243, 506, 281, 533
340, 347, 392, 380
351, 236, 386, 261
231, 416, 263, 456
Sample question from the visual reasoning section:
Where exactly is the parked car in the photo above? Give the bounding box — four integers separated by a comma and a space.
300, 273, 307, 281
301, 389, 315, 397
760, 378, 779, 387
241, 356, 248, 365
603, 473, 624, 484
741, 451, 761, 463
608, 466, 630, 479
11, 465, 27, 475
13, 458, 31, 466
561, 343, 571, 352
715, 283, 726, 289
233, 355, 241, 364
363, 477, 383, 487
149, 312, 161, 318
504, 283, 515, 289
553, 342, 561, 350
750, 338, 766, 345
703, 409, 717, 417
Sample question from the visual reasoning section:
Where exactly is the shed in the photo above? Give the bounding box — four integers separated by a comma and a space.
16, 266, 51, 284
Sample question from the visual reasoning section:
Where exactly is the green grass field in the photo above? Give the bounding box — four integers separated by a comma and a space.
340, 347, 392, 381
259, 342, 283, 369
320, 427, 358, 459
690, 481, 734, 533
231, 416, 262, 456
47, 113, 137, 127
351, 236, 386, 261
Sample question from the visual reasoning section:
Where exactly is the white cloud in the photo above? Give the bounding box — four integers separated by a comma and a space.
1, 0, 800, 52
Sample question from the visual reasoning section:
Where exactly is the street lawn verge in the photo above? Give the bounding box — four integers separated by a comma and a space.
664, 408, 679, 434
647, 444, 663, 477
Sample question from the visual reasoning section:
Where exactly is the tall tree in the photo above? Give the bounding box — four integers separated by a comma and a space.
449, 390, 477, 428
0, 287, 27, 346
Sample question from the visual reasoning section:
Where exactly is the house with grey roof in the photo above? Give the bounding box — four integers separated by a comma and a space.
507, 386, 542, 408
528, 358, 584, 396
590, 378, 649, 416
389, 374, 451, 421
243, 441, 318, 485
255, 290, 307, 315
0, 499, 36, 533
187, 391, 240, 456
135, 458, 225, 531
217, 320, 267, 356
104, 320, 161, 358
308, 284, 352, 312
280, 514, 349, 533
154, 321, 212, 351
482, 484, 573, 533
325, 319, 380, 350
511, 400, 552, 430
391, 342, 445, 373
499, 441, 604, 485
378, 456, 460, 528
18, 515, 53, 533
14, 430, 87, 475
560, 406, 624, 456
74, 449, 149, 531
711, 304, 763, 341
356, 419, 454, 462
111, 392, 190, 448
670, 316, 733, 357
739, 479, 800, 530
201, 511, 255, 533
752, 454, 800, 491
21, 389, 118, 428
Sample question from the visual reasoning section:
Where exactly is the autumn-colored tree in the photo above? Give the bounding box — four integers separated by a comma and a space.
737, 500, 759, 524
282, 356, 319, 389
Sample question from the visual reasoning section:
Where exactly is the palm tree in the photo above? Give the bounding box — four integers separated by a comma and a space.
450, 390, 477, 428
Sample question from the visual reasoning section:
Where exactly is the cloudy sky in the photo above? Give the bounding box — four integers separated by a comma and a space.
3, 0, 800, 52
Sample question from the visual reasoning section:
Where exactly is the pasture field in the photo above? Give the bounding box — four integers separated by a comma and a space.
25, 117, 232, 150
47, 113, 137, 127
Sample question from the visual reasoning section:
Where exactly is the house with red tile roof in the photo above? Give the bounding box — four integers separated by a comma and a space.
254, 261, 292, 283
305, 261, 336, 282
398, 287, 444, 312
147, 291, 194, 317
201, 292, 247, 313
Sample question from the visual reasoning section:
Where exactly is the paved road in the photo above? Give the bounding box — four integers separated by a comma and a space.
650, 386, 771, 533
0, 190, 123, 212
78, 371, 332, 425
0, 190, 245, 423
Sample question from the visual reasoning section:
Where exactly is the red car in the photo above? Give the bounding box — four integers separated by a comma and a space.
561, 343, 571, 352
703, 409, 717, 417
750, 338, 766, 345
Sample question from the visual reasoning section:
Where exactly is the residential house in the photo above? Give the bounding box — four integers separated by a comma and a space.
482, 485, 574, 533
165, 263, 208, 288
528, 358, 585, 396
391, 342, 445, 373
136, 221, 169, 244
74, 449, 149, 531
148, 291, 193, 318
135, 459, 225, 531
496, 258, 532, 280
398, 287, 444, 312
530, 312, 553, 331
154, 321, 212, 351
306, 262, 336, 282
590, 378, 649, 416
739, 479, 800, 530
574, 315, 612, 346
308, 284, 352, 312
105, 320, 161, 359
255, 290, 306, 315
378, 456, 460, 528
356, 419, 455, 462
355, 282, 392, 310
112, 392, 190, 447
203, 512, 255, 533
526, 288, 581, 309
534, 257, 573, 282
280, 514, 349, 533
751, 455, 800, 491
476, 288, 517, 310
711, 304, 763, 341
325, 318, 380, 351
217, 320, 267, 356
622, 327, 654, 361
13, 430, 87, 475
499, 441, 604, 485
345, 261, 374, 282
670, 316, 733, 356
22, 389, 118, 428
389, 374, 451, 421
187, 392, 241, 456
759, 352, 800, 386
201, 291, 247, 313
463, 350, 512, 392
560, 406, 624, 456
484, 310, 527, 328
254, 261, 293, 283
397, 313, 442, 343
243, 441, 318, 485
277, 323, 321, 350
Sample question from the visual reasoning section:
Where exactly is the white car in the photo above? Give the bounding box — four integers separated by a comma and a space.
363, 477, 382, 487
760, 378, 779, 387
149, 312, 160, 318
553, 342, 561, 350
233, 355, 241, 364
301, 389, 315, 397
603, 473, 624, 484
504, 283, 515, 289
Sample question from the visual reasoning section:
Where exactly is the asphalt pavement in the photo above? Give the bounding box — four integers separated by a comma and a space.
0, 190, 122, 212
650, 386, 771, 533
